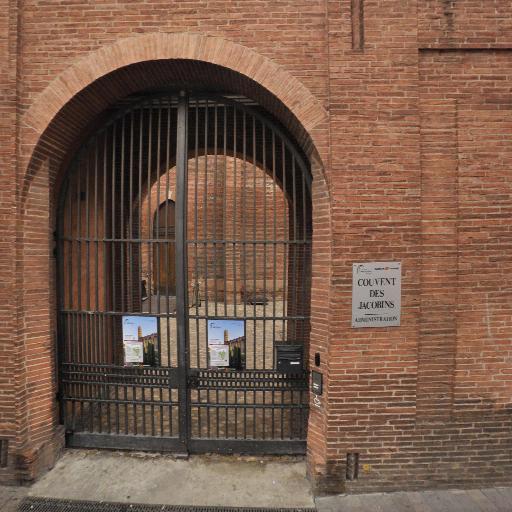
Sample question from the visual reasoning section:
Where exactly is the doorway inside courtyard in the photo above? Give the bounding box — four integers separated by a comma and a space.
56, 90, 312, 455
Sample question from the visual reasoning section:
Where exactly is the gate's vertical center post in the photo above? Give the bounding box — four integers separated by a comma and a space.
175, 90, 190, 451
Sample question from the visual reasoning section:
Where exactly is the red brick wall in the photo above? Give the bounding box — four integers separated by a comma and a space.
0, 0, 18, 485
420, 51, 512, 416
419, 0, 512, 48
0, 0, 511, 494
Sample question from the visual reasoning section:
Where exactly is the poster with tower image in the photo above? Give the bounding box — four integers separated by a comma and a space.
207, 319, 245, 370
122, 315, 160, 367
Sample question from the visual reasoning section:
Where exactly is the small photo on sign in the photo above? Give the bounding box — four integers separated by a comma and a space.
122, 315, 159, 366
207, 319, 245, 369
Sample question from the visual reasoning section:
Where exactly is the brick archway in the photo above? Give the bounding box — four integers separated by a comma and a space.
16, 33, 332, 485
21, 32, 328, 188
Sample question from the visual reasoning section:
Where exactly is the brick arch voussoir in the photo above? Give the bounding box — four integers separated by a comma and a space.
21, 33, 328, 197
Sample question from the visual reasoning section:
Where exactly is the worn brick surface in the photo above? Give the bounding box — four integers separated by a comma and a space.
0, 0, 511, 495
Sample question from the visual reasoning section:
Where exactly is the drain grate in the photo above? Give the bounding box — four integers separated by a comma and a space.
18, 497, 316, 512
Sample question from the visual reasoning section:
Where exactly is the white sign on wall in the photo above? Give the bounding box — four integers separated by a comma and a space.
352, 262, 401, 328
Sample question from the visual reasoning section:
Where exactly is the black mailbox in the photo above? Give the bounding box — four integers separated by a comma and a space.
275, 344, 303, 373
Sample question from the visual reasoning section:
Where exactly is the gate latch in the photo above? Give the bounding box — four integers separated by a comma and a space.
187, 370, 199, 388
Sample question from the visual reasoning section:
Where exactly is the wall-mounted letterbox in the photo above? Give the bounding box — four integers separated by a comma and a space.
275, 344, 303, 373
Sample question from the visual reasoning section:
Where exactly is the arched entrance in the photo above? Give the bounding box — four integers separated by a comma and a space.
57, 91, 312, 454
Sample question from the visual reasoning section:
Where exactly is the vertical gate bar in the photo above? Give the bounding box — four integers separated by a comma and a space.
242, 111, 247, 323
151, 385, 155, 436
280, 386, 284, 439
109, 122, 117, 427
271, 131, 277, 369
117, 116, 125, 431
164, 102, 171, 371
120, 117, 126, 315
164, 101, 171, 324
243, 388, 247, 439
262, 123, 267, 370
300, 390, 305, 438
289, 389, 293, 439
207, 387, 211, 438
216, 386, 219, 438
133, 381, 137, 435
291, 156, 297, 343
94, 141, 99, 356
94, 160, 103, 363
210, 102, 218, 436
168, 314, 173, 431
85, 151, 90, 316
194, 100, 200, 369
125, 110, 134, 434
262, 385, 266, 439
124, 384, 128, 435
109, 127, 116, 434
137, 107, 144, 435
156, 99, 162, 320
271, 130, 277, 437
175, 91, 190, 450
198, 390, 203, 437
203, 98, 209, 365
114, 380, 119, 434
61, 175, 72, 426
105, 372, 110, 433
160, 385, 164, 436
79, 206, 86, 374
147, 101, 153, 316
252, 115, 257, 370
138, 105, 144, 311
254, 391, 257, 440
234, 389, 238, 438
111, 123, 116, 320
223, 105, 227, 317
302, 165, 308, 347
76, 155, 82, 372
87, 152, 95, 366
213, 103, 218, 317
281, 141, 287, 343
224, 388, 228, 438
142, 384, 146, 436
105, 134, 116, 426
67, 169, 73, 325
103, 133, 108, 362
232, 107, 237, 317
129, 111, 134, 314
85, 157, 96, 363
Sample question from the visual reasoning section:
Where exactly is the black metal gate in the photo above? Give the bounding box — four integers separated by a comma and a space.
57, 91, 312, 454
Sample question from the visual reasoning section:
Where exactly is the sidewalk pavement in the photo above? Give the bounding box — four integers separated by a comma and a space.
3, 485, 512, 511
0, 485, 26, 512
316, 487, 512, 511
3, 484, 512, 512
0, 449, 511, 511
